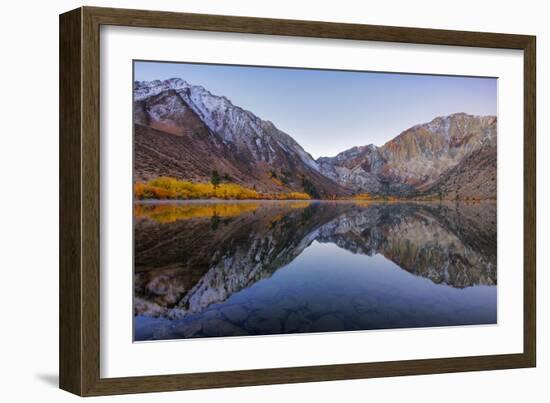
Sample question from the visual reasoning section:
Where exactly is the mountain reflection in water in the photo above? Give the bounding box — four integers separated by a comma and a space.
134, 200, 497, 341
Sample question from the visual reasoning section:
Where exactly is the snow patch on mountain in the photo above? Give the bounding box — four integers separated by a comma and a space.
135, 78, 322, 171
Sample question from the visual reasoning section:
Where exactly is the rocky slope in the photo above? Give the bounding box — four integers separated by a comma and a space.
317, 113, 497, 199
419, 139, 497, 200
134, 79, 348, 198
317, 144, 415, 195
134, 79, 496, 200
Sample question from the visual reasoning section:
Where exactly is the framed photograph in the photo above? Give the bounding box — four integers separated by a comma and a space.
59, 6, 536, 396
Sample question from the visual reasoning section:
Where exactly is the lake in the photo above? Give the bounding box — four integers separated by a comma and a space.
134, 200, 497, 341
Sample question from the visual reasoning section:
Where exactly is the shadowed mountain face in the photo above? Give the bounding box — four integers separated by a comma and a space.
419, 139, 497, 200
134, 79, 496, 200
134, 79, 348, 198
134, 201, 497, 340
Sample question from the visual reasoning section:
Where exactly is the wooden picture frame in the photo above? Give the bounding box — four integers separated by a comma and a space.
59, 6, 536, 396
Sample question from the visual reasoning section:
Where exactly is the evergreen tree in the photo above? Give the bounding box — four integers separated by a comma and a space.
211, 170, 221, 189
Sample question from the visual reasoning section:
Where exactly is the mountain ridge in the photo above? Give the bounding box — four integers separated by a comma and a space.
134, 78, 349, 198
316, 112, 496, 198
134, 78, 497, 200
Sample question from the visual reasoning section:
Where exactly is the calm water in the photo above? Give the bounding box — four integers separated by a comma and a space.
134, 200, 497, 341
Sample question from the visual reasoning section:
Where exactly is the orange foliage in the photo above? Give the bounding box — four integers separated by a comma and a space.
353, 193, 398, 202
134, 202, 260, 223
134, 177, 311, 201
270, 177, 285, 187
353, 193, 373, 200
287, 201, 312, 209
261, 192, 311, 200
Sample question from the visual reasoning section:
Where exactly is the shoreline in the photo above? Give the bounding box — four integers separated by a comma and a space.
134, 198, 497, 204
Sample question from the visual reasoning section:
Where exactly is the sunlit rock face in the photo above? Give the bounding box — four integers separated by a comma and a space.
134, 201, 496, 328
134, 80, 496, 200
317, 113, 497, 198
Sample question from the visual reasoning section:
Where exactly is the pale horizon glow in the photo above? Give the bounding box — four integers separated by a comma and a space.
134, 61, 497, 159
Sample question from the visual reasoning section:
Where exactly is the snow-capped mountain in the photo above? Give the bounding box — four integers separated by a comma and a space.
134, 78, 347, 197
134, 78, 496, 200
317, 144, 403, 195
317, 113, 497, 198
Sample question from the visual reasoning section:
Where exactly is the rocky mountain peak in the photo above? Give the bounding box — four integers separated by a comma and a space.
316, 113, 496, 197
134, 78, 348, 197
134, 78, 496, 200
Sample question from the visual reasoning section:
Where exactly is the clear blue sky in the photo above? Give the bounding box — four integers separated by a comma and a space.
134, 61, 497, 159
